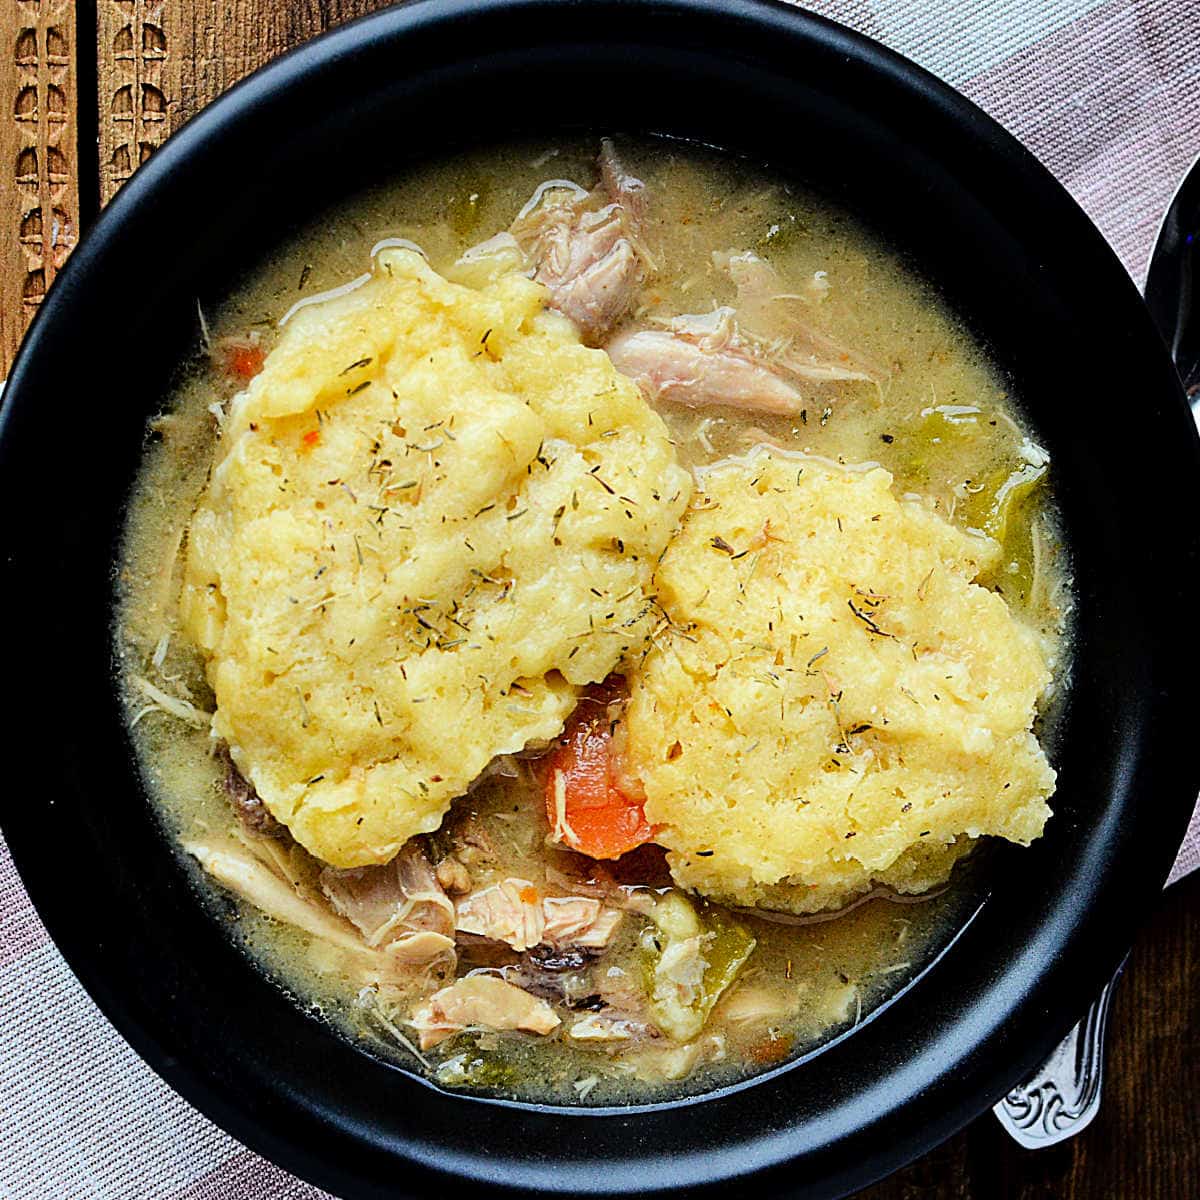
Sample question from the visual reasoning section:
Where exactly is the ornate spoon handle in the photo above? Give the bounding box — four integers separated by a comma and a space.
996, 152, 1200, 1152
992, 956, 1126, 1147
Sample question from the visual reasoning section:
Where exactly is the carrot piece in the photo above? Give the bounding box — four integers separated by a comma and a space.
544, 678, 656, 860
301, 429, 321, 450
217, 338, 265, 381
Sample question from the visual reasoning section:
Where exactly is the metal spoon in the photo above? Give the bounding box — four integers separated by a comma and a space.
1146, 152, 1200, 421
994, 152, 1200, 1148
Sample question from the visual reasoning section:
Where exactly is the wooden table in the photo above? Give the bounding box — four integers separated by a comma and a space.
2, 3, 1196, 1196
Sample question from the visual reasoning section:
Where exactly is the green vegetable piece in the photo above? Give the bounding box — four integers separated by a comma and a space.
962, 457, 1048, 609
435, 1048, 520, 1091
642, 891, 756, 1041
896, 404, 985, 486
981, 461, 1047, 543
703, 906, 758, 1002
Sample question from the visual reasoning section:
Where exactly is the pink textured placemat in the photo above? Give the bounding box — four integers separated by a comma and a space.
2, 2, 1198, 1196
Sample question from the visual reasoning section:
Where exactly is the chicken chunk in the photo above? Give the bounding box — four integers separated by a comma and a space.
454, 877, 623, 952
512, 140, 648, 343
411, 975, 561, 1049
320, 842, 455, 949
542, 897, 623, 950
609, 298, 883, 417
607, 310, 807, 415
607, 248, 883, 417
454, 878, 545, 951
184, 837, 454, 983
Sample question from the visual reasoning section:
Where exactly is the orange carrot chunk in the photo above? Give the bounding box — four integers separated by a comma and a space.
218, 338, 265, 381
544, 680, 655, 860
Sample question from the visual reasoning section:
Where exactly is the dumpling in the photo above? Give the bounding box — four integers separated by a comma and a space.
622, 451, 1054, 913
182, 248, 691, 867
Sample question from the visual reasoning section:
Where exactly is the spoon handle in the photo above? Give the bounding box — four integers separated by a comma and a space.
996, 151, 1200, 1153
1145, 149, 1200, 417
993, 956, 1127, 1147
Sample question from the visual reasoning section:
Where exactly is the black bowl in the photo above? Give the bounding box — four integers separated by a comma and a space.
2, 1, 1198, 1196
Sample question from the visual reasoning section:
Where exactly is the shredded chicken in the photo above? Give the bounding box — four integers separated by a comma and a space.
186, 840, 361, 951
511, 139, 648, 344
446, 231, 527, 288
382, 931, 457, 966
715, 981, 801, 1026
656, 935, 710, 1010
411, 975, 561, 1049
549, 770, 579, 848
320, 843, 454, 949
455, 878, 546, 951
608, 301, 878, 417
715, 249, 887, 383
454, 878, 623, 951
186, 834, 455, 984
543, 897, 623, 949
608, 311, 807, 415
606, 247, 884, 417
185, 837, 452, 985
567, 1013, 649, 1042
598, 139, 648, 229
622, 1033, 728, 1083
128, 674, 211, 728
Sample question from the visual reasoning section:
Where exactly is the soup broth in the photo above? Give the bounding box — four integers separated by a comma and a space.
116, 137, 1070, 1104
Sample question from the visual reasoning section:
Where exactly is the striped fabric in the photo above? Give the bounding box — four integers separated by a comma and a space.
2, 3, 1197, 1196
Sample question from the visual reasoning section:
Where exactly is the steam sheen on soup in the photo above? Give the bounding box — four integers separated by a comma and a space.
116, 138, 1071, 1104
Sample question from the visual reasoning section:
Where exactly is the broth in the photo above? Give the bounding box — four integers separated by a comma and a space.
115, 137, 1071, 1104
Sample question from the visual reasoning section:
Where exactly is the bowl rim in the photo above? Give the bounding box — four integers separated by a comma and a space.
3, 0, 1199, 1196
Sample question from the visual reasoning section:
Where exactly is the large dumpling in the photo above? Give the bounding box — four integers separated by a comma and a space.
182, 248, 692, 867
622, 451, 1055, 913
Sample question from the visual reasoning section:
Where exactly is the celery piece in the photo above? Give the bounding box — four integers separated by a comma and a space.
643, 892, 756, 1041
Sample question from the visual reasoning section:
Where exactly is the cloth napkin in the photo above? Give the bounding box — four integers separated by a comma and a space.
2, 2, 1199, 1196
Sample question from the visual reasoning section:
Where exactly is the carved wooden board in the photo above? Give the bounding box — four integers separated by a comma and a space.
97, 1, 174, 202
0, 0, 80, 375
0, 7, 1197, 1197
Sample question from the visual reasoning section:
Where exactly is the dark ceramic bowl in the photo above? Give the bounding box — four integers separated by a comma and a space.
2, 1, 1198, 1196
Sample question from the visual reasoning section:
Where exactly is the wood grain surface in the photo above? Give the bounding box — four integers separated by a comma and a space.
0, 0, 79, 373
97, 1, 174, 203
1, 4, 1196, 1196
